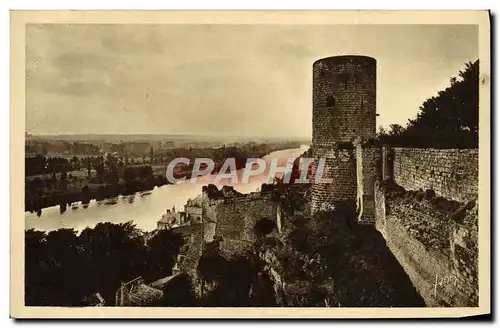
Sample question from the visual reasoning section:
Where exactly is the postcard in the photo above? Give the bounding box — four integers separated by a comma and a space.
10, 10, 491, 319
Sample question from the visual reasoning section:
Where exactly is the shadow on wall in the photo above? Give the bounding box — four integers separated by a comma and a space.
284, 205, 425, 307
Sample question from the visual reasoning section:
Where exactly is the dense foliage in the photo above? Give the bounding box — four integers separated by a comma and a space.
25, 222, 183, 306
278, 202, 425, 307
196, 237, 278, 307
25, 142, 301, 176
377, 60, 479, 148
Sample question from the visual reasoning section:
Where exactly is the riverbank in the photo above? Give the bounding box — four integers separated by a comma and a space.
25, 142, 303, 214
25, 170, 188, 214
25, 146, 309, 232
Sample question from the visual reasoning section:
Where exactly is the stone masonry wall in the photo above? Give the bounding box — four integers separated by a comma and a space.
197, 186, 280, 259
312, 56, 376, 145
175, 224, 204, 275
311, 55, 377, 215
392, 148, 478, 203
374, 190, 478, 307
355, 143, 381, 224
374, 181, 387, 236
311, 148, 356, 213
214, 197, 278, 243
450, 202, 479, 306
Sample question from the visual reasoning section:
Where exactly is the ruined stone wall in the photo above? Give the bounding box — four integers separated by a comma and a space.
374, 190, 478, 307
374, 181, 387, 236
219, 238, 254, 259
203, 222, 217, 243
450, 204, 479, 307
310, 148, 357, 213
201, 192, 220, 242
392, 148, 478, 203
198, 187, 279, 255
176, 225, 204, 275
214, 197, 278, 243
381, 147, 394, 181
186, 206, 203, 224
355, 143, 381, 224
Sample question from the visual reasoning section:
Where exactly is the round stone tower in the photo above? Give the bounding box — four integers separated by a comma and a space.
310, 55, 377, 214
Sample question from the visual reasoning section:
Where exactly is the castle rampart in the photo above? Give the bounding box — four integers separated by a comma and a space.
391, 148, 478, 203
373, 147, 479, 307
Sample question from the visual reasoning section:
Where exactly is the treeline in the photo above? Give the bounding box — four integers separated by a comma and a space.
154, 141, 302, 169
25, 222, 183, 306
26, 155, 74, 176
25, 142, 302, 212
25, 219, 287, 307
25, 141, 101, 156
24, 165, 167, 213
25, 142, 302, 176
26, 154, 151, 177
376, 60, 479, 148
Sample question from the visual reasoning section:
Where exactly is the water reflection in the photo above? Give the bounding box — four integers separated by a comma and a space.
60, 203, 67, 214
25, 145, 309, 233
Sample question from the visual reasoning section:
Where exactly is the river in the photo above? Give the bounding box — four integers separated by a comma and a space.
25, 145, 309, 232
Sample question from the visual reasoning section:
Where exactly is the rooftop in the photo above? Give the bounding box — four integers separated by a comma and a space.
186, 195, 203, 207
129, 283, 163, 303
158, 210, 185, 225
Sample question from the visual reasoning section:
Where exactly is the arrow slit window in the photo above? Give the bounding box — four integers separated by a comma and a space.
326, 96, 335, 107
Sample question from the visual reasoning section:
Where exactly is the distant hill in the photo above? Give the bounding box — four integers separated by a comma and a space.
26, 133, 310, 144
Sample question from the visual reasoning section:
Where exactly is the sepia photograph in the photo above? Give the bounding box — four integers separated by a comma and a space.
10, 10, 491, 319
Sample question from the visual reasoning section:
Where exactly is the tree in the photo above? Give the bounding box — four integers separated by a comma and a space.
145, 229, 183, 281
156, 273, 197, 307
123, 167, 137, 182
94, 163, 105, 184
197, 240, 228, 283
78, 221, 148, 304
87, 161, 92, 178
25, 221, 186, 306
71, 156, 80, 170
44, 229, 83, 305
104, 170, 119, 185
377, 60, 479, 148
25, 229, 48, 305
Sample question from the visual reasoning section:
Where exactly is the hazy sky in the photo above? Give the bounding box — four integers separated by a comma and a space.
26, 24, 478, 138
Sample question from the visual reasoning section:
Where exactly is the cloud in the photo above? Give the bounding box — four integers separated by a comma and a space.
25, 24, 478, 137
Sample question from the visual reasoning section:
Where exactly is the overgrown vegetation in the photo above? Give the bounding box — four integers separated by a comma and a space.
274, 191, 425, 307
377, 60, 479, 148
25, 222, 183, 306
381, 179, 468, 219
195, 237, 278, 307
